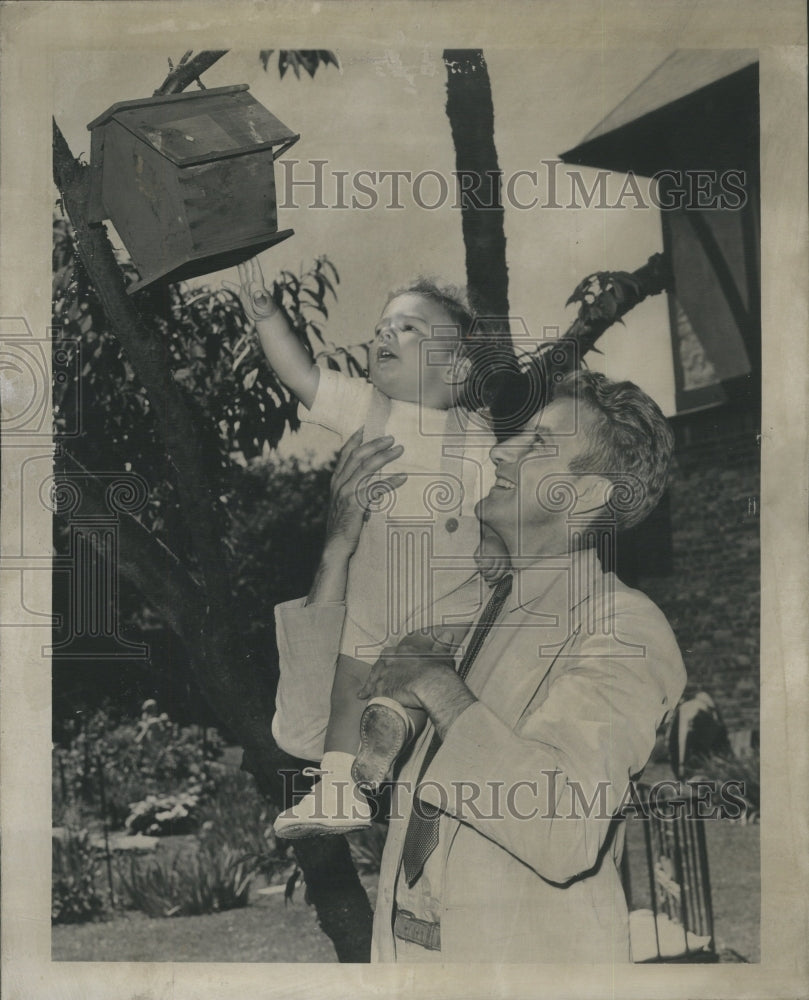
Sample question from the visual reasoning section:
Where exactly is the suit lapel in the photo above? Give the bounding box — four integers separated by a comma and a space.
473, 555, 596, 727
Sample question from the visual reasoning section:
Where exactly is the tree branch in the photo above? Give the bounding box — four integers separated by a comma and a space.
154, 50, 229, 95
563, 252, 672, 357
490, 253, 672, 438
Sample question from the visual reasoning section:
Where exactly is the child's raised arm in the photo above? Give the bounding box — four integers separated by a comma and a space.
225, 256, 320, 409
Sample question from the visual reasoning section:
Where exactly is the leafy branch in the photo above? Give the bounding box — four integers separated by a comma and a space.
259, 49, 340, 79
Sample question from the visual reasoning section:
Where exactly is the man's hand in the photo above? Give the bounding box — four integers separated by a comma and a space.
475, 524, 511, 585
358, 630, 477, 739
223, 256, 279, 322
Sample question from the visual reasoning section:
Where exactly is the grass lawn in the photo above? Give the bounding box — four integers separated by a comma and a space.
53, 819, 757, 963
52, 885, 340, 963
703, 820, 760, 961
624, 816, 759, 962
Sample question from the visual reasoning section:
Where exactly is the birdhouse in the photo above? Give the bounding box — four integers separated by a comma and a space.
86, 84, 299, 292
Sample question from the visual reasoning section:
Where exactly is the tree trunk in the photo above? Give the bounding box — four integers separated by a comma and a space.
53, 450, 204, 642
443, 50, 510, 330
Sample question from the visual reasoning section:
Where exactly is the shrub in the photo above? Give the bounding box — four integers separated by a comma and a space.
197, 769, 291, 883
116, 770, 292, 918
125, 789, 202, 836
52, 829, 106, 924
227, 455, 333, 664
53, 700, 225, 830
116, 840, 255, 918
198, 769, 274, 844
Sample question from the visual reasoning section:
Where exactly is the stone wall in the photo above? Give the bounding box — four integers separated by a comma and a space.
632, 402, 760, 735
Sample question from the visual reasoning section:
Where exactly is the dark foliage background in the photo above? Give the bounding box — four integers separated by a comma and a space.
52, 217, 337, 739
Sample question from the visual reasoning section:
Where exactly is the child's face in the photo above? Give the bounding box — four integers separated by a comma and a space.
368, 293, 466, 409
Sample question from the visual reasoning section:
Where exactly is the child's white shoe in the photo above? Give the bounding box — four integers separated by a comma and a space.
273, 751, 372, 839
352, 697, 415, 791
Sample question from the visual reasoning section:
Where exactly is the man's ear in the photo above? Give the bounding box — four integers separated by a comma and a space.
444, 354, 472, 386
573, 474, 613, 516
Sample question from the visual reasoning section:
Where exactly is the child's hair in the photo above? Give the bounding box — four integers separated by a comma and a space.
385, 277, 475, 339
385, 277, 517, 419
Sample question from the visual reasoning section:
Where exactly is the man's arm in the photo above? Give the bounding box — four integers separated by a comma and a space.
357, 631, 475, 737
360, 599, 686, 884
428, 602, 686, 883
225, 256, 320, 408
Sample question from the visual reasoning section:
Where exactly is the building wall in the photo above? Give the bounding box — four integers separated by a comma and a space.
635, 403, 760, 736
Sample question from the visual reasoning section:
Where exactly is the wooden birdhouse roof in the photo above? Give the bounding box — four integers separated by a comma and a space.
87, 84, 299, 167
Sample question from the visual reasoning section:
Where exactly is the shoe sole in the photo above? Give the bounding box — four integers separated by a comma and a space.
353, 701, 410, 791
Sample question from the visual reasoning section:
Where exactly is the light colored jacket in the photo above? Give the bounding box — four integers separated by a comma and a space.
275, 552, 686, 963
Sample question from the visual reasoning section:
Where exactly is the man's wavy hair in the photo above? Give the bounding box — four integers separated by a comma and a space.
384, 278, 516, 419
550, 369, 675, 531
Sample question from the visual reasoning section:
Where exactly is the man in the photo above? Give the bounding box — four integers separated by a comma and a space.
273, 370, 686, 962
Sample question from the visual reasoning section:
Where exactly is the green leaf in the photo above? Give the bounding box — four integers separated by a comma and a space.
301, 52, 318, 78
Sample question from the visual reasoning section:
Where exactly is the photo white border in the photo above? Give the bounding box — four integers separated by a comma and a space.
1, 2, 807, 997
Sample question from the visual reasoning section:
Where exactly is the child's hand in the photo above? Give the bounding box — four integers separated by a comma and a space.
475, 525, 511, 584
223, 257, 279, 322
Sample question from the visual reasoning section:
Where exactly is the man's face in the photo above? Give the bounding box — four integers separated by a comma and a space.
476, 397, 604, 557
368, 293, 464, 409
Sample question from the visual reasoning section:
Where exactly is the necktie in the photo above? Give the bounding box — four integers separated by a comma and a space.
401, 573, 513, 887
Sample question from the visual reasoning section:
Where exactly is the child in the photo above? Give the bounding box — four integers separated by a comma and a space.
227, 257, 508, 837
